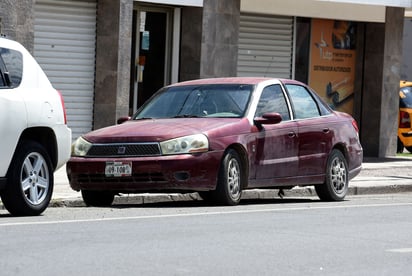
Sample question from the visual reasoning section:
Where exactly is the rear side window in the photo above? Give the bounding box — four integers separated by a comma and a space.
286, 84, 320, 119
0, 47, 23, 88
400, 86, 412, 108
0, 67, 6, 87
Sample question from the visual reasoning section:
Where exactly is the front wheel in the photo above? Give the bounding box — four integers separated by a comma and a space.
405, 146, 412, 153
315, 149, 348, 201
397, 137, 405, 153
81, 190, 115, 207
1, 141, 53, 216
214, 149, 243, 205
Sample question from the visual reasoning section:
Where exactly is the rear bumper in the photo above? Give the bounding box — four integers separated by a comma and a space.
349, 164, 362, 180
54, 125, 72, 171
67, 151, 223, 193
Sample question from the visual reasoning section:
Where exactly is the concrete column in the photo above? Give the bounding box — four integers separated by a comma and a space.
0, 0, 34, 52
93, 0, 132, 130
180, 7, 203, 81
360, 7, 404, 157
200, 0, 240, 78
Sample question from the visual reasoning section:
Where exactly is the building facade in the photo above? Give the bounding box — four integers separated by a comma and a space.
0, 0, 409, 157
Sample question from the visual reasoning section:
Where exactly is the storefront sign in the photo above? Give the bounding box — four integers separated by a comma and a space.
309, 19, 357, 114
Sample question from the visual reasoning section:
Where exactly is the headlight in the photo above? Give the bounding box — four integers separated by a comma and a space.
71, 136, 92, 156
160, 134, 209, 155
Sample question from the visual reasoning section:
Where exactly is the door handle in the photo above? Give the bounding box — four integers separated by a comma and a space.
288, 132, 296, 138
323, 128, 330, 133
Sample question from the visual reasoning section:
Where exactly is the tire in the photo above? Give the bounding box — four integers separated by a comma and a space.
397, 137, 405, 153
315, 149, 348, 201
81, 190, 115, 207
405, 146, 412, 153
1, 141, 53, 216
198, 191, 213, 202
214, 149, 243, 205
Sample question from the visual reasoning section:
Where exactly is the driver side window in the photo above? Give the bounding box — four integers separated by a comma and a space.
255, 84, 290, 121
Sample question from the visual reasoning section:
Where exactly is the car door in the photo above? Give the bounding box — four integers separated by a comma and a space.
285, 84, 333, 177
253, 84, 299, 186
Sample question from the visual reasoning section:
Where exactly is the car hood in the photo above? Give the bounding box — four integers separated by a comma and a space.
83, 118, 251, 143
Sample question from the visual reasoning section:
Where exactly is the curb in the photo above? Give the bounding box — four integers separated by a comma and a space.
48, 183, 412, 208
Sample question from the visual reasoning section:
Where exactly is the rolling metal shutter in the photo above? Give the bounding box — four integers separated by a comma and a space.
237, 13, 294, 79
34, 0, 97, 140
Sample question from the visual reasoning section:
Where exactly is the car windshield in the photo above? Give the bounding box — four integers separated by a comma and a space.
400, 86, 412, 108
133, 84, 253, 119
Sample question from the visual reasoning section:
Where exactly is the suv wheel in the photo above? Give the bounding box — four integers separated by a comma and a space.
1, 141, 53, 216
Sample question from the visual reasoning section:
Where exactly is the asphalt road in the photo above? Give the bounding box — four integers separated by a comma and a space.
0, 194, 411, 275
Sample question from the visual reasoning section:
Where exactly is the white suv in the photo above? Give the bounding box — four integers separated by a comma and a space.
0, 37, 71, 216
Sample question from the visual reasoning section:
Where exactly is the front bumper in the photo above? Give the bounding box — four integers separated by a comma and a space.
66, 151, 223, 193
400, 130, 412, 147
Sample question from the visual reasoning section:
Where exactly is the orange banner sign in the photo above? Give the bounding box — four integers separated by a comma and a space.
309, 19, 357, 114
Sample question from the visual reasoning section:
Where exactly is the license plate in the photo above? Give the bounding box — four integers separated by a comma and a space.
105, 162, 132, 177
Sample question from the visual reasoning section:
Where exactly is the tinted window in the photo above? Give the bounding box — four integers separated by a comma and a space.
286, 84, 320, 119
255, 84, 290, 120
0, 68, 6, 87
134, 84, 253, 119
0, 47, 23, 87
400, 86, 412, 108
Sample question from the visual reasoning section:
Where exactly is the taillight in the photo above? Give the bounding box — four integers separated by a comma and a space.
57, 90, 68, 124
399, 111, 410, 128
351, 119, 359, 133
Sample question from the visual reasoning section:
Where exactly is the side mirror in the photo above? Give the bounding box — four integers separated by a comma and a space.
254, 112, 282, 128
117, 116, 131, 124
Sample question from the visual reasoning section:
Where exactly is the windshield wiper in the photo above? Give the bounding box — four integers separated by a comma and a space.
134, 117, 153, 120
173, 114, 200, 118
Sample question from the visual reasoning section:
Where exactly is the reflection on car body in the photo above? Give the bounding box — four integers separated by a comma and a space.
67, 77, 363, 207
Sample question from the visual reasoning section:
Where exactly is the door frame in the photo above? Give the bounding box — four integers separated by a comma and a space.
131, 4, 180, 113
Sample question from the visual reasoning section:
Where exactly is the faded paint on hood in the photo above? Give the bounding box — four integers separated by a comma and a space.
83, 117, 252, 143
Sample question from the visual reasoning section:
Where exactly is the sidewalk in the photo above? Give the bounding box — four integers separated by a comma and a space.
51, 156, 412, 207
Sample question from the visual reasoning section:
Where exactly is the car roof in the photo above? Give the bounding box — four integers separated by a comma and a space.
0, 37, 26, 52
168, 77, 299, 87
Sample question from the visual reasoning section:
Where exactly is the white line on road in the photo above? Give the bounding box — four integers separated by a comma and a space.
0, 202, 412, 227
386, 248, 412, 253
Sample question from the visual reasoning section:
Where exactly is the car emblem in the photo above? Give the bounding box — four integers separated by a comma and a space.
117, 146, 126, 154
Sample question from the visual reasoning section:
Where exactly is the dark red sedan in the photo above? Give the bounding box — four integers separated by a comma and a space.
67, 77, 363, 206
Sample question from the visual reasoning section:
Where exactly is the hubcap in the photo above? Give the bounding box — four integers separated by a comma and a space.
227, 158, 241, 200
329, 157, 347, 195
20, 153, 49, 205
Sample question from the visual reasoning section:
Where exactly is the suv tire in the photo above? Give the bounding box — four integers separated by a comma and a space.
1, 141, 53, 216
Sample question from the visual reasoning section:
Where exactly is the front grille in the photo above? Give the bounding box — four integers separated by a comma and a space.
402, 132, 412, 138
86, 142, 161, 157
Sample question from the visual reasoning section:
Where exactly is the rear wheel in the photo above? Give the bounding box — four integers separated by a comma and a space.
81, 190, 115, 207
315, 149, 348, 201
1, 141, 53, 216
214, 149, 243, 205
